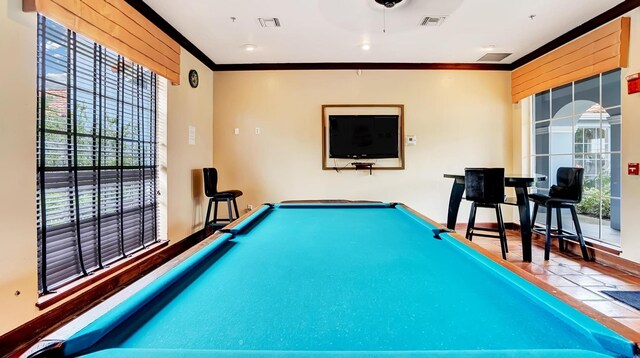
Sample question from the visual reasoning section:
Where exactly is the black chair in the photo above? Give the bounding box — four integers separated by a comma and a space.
529, 167, 590, 261
464, 168, 508, 260
203, 168, 243, 229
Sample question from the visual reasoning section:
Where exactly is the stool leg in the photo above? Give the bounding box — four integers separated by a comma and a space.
213, 199, 219, 223
204, 198, 213, 229
556, 207, 564, 252
227, 198, 234, 223
544, 205, 553, 261
570, 206, 590, 261
531, 203, 539, 229
495, 204, 507, 260
233, 198, 240, 220
465, 203, 477, 240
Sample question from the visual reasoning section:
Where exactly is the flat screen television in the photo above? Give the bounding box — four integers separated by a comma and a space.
328, 115, 399, 159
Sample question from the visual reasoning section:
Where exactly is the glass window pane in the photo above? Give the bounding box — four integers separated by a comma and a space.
608, 107, 621, 152
602, 68, 621, 108
607, 106, 621, 117
581, 154, 600, 189
535, 156, 549, 190
534, 90, 550, 121
535, 121, 549, 155
552, 83, 572, 118
609, 198, 621, 235
610, 153, 621, 198
550, 155, 573, 186
576, 153, 601, 241
574, 74, 599, 103
575, 115, 601, 155
550, 117, 573, 154
574, 100, 601, 115
577, 207, 601, 242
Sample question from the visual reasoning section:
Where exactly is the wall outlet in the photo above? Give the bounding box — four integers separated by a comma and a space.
234, 128, 240, 135
255, 127, 261, 135
247, 204, 254, 211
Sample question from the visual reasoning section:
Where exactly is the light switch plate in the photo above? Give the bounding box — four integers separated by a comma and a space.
188, 126, 196, 145
406, 135, 417, 146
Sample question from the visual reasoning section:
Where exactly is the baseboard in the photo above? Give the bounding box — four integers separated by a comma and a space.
0, 228, 208, 357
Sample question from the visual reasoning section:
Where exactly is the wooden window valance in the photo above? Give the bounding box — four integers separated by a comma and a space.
511, 17, 630, 103
23, 0, 181, 85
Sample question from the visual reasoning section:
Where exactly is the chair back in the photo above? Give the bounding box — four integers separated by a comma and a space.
465, 168, 505, 204
202, 168, 219, 197
550, 167, 584, 202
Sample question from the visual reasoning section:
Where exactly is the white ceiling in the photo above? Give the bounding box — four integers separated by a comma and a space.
143, 0, 624, 65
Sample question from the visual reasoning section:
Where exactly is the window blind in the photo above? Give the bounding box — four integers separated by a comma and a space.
37, 15, 158, 293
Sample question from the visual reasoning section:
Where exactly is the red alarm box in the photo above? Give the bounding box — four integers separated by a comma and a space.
627, 73, 640, 94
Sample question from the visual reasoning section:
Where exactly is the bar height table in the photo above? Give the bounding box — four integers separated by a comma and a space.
444, 173, 546, 262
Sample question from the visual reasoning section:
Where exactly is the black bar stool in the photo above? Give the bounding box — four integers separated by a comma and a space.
529, 167, 590, 261
203, 168, 243, 229
464, 168, 508, 260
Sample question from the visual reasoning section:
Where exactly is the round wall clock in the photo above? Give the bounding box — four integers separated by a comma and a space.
188, 69, 199, 88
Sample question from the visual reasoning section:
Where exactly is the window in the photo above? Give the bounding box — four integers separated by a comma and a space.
36, 16, 159, 293
531, 69, 621, 246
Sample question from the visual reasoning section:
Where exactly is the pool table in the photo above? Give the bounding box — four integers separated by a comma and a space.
26, 203, 638, 357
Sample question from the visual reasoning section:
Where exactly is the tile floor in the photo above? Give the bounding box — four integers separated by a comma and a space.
470, 230, 640, 333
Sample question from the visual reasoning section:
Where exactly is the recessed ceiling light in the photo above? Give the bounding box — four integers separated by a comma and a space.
243, 44, 256, 52
361, 43, 371, 51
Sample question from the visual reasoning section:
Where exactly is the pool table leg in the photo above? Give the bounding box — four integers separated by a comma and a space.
447, 178, 466, 230
515, 186, 532, 262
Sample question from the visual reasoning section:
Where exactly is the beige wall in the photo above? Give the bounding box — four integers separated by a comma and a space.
166, 52, 214, 241
0, 0, 39, 337
0, 2, 213, 335
620, 8, 640, 262
212, 70, 514, 223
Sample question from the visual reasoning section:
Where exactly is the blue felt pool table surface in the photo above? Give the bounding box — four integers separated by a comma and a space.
59, 204, 635, 357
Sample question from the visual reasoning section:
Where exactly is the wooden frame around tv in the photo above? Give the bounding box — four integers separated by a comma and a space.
322, 104, 405, 171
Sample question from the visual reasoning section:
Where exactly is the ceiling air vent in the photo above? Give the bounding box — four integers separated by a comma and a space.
420, 16, 446, 27
477, 53, 512, 62
258, 18, 281, 27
